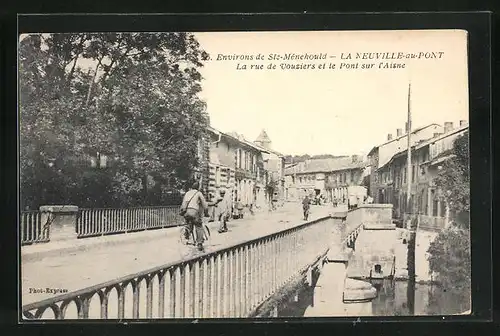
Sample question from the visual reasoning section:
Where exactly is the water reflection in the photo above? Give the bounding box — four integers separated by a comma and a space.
277, 270, 319, 317
277, 276, 470, 317
370, 279, 470, 316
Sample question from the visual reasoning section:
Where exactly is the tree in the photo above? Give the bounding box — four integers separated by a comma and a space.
427, 132, 470, 307
19, 33, 209, 208
433, 132, 470, 227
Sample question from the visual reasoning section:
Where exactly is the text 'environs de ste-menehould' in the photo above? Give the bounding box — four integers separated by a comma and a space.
215, 51, 445, 62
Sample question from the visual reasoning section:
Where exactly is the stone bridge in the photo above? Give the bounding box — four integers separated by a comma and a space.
303, 204, 399, 316
22, 203, 398, 319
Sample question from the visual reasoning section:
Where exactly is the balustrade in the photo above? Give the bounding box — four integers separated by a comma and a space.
23, 215, 333, 320
21, 211, 51, 245
76, 206, 182, 238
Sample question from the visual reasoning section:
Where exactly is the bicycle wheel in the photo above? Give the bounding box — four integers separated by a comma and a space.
179, 226, 190, 245
203, 225, 211, 240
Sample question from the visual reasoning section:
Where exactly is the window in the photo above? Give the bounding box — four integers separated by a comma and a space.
197, 139, 204, 159
433, 199, 438, 216
403, 168, 407, 183
215, 167, 220, 186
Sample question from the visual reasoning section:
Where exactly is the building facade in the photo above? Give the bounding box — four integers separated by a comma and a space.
284, 163, 299, 201
367, 123, 444, 204
206, 127, 269, 208
284, 156, 368, 203
254, 130, 286, 204
374, 121, 468, 229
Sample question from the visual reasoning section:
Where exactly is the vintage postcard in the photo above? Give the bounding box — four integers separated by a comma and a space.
19, 29, 471, 320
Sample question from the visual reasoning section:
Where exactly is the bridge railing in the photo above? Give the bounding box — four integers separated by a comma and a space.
402, 213, 447, 232
76, 206, 182, 238
417, 215, 447, 232
22, 215, 332, 320
21, 210, 51, 245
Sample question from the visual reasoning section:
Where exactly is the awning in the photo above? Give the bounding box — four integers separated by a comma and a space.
429, 154, 455, 166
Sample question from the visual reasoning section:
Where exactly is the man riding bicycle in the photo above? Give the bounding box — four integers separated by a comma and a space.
180, 181, 209, 251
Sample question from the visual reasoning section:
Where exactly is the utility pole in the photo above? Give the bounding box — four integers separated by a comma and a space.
406, 82, 413, 229
406, 82, 416, 315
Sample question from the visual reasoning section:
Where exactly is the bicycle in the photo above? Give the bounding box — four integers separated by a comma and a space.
179, 223, 211, 246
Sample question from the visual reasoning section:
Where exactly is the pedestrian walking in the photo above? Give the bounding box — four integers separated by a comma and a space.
302, 195, 311, 220
207, 192, 217, 222
236, 199, 244, 219
249, 201, 255, 216
271, 192, 278, 210
216, 187, 232, 233
180, 181, 209, 251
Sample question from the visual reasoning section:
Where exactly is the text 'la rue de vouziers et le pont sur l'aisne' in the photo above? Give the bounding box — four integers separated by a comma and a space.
213, 51, 446, 71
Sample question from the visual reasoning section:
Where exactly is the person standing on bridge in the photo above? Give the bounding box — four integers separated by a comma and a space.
180, 181, 209, 251
216, 187, 232, 233
302, 195, 311, 220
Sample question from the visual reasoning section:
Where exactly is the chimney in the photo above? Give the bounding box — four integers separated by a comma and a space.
460, 120, 467, 127
405, 122, 409, 133
387, 133, 393, 141
444, 122, 453, 133
396, 128, 402, 137
433, 132, 442, 138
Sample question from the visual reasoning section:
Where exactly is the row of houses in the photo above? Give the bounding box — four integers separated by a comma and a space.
195, 127, 286, 208
284, 155, 370, 203
367, 120, 469, 229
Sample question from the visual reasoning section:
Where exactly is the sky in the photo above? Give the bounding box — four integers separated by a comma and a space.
194, 30, 469, 156
22, 31, 469, 157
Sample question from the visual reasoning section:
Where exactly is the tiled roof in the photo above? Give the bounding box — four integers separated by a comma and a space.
207, 127, 270, 153
259, 145, 285, 157
285, 157, 367, 175
378, 125, 468, 170
367, 123, 440, 156
255, 129, 271, 143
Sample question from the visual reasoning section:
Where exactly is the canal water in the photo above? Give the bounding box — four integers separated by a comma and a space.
278, 277, 470, 317
369, 279, 470, 316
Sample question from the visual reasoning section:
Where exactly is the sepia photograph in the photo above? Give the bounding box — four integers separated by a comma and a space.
19, 29, 471, 320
